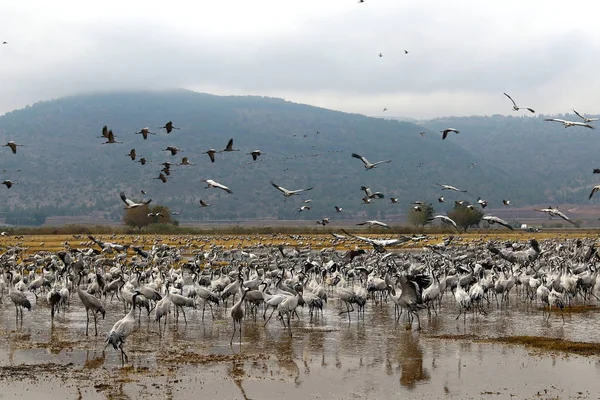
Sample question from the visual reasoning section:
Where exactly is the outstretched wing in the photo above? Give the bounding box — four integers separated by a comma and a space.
351, 153, 368, 166
573, 109, 585, 121
503, 92, 517, 107
270, 181, 287, 194
120, 192, 135, 207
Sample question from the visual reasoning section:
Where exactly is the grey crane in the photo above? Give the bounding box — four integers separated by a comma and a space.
351, 153, 391, 170
205, 149, 217, 163
120, 192, 152, 209
270, 180, 313, 200
356, 220, 390, 228
8, 275, 31, 324
545, 118, 594, 129
573, 109, 599, 123
203, 179, 233, 194
223, 138, 240, 152
5, 141, 22, 154
126, 149, 136, 161
482, 215, 514, 230
154, 285, 172, 336
361, 185, 384, 199
103, 130, 123, 144
163, 146, 182, 156
160, 121, 179, 133
441, 128, 459, 139
106, 291, 142, 364
230, 286, 251, 345
534, 207, 576, 225
180, 157, 195, 165
47, 287, 62, 320
277, 291, 302, 337
167, 289, 196, 325
395, 273, 430, 330
135, 127, 156, 140
77, 272, 106, 336
2, 180, 17, 188
248, 150, 261, 161
503, 93, 535, 113
435, 183, 467, 192
428, 215, 460, 231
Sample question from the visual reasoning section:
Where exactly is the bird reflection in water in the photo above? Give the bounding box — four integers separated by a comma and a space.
387, 332, 430, 389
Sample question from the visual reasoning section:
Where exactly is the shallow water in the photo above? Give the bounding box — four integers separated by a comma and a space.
1, 289, 600, 399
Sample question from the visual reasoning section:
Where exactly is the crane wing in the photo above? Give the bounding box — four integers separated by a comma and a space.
503, 92, 517, 107
351, 153, 369, 166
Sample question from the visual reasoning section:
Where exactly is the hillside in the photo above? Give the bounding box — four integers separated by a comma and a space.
0, 90, 593, 225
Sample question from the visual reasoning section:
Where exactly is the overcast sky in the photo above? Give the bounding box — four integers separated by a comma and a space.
1, 0, 599, 119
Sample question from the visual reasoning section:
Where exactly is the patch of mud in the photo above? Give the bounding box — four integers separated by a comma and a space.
161, 351, 270, 365
483, 336, 600, 356
427, 333, 600, 357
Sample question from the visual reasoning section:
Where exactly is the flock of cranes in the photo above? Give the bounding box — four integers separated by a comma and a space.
1, 231, 599, 364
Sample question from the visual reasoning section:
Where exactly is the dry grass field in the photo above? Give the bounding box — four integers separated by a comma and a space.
2, 229, 599, 258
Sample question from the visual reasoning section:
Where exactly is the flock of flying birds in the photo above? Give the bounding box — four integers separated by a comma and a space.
98, 89, 599, 231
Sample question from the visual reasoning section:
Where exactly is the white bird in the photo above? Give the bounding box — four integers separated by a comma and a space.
341, 229, 408, 251
435, 183, 467, 192
361, 185, 384, 199
120, 192, 151, 209
428, 215, 460, 231
502, 199, 512, 206
589, 185, 600, 200
503, 93, 535, 113
535, 207, 576, 225
441, 128, 459, 140
482, 215, 514, 230
334, 206, 343, 212
544, 118, 594, 129
351, 153, 391, 170
202, 179, 233, 194
303, 199, 312, 203
573, 109, 599, 123
199, 199, 211, 207
298, 206, 311, 212
270, 181, 313, 200
356, 220, 390, 228
390, 197, 398, 203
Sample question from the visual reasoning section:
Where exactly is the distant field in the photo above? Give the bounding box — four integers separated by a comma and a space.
3, 229, 600, 258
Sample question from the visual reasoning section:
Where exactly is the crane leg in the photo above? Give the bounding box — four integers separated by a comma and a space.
264, 308, 276, 327
181, 307, 187, 325
85, 309, 90, 336
230, 320, 236, 345
93, 312, 99, 336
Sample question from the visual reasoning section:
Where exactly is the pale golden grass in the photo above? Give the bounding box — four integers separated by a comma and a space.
2, 230, 600, 258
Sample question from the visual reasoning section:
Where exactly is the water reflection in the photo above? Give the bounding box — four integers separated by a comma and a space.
386, 332, 430, 389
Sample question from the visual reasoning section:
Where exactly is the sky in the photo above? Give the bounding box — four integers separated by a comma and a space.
1, 0, 599, 119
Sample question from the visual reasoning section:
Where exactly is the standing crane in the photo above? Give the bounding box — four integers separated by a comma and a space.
230, 286, 250, 345
106, 291, 142, 364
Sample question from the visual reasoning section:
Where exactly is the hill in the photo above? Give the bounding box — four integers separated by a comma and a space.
0, 90, 594, 225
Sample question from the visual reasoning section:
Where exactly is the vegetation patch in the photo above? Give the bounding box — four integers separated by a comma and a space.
429, 334, 600, 356
482, 336, 600, 356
